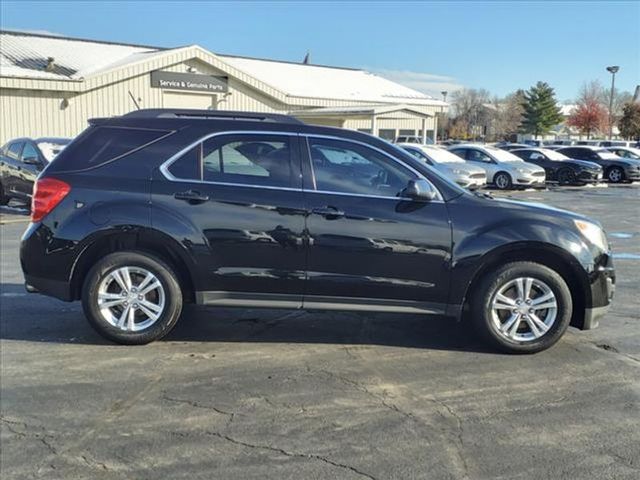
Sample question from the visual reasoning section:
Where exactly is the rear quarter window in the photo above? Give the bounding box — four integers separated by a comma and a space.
50, 126, 171, 171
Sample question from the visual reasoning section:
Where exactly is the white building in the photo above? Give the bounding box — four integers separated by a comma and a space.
0, 30, 448, 144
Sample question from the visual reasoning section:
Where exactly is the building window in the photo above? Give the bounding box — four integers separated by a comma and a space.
398, 129, 415, 137
378, 129, 396, 141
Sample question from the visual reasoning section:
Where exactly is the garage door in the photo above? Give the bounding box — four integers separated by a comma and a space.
163, 92, 215, 109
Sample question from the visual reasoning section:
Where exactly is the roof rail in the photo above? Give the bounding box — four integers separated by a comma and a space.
122, 109, 304, 124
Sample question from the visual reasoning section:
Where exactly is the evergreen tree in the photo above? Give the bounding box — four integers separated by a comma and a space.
618, 102, 640, 140
520, 82, 563, 138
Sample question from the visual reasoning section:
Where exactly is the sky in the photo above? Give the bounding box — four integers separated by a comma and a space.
1, 1, 638, 102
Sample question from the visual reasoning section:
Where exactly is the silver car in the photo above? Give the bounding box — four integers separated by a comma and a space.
448, 144, 546, 190
399, 144, 487, 189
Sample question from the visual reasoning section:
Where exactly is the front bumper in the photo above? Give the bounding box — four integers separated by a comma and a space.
455, 174, 486, 190
625, 169, 640, 181
578, 170, 603, 183
515, 175, 546, 187
578, 257, 615, 330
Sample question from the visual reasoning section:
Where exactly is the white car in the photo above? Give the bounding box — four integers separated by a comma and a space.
448, 144, 546, 190
399, 144, 487, 189
605, 146, 640, 160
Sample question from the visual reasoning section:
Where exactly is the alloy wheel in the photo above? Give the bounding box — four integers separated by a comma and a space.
495, 173, 511, 189
97, 266, 165, 331
608, 168, 623, 183
490, 277, 558, 342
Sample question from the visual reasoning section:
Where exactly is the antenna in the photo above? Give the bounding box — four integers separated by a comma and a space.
128, 91, 140, 110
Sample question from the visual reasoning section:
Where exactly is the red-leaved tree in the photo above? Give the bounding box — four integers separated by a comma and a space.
567, 82, 609, 139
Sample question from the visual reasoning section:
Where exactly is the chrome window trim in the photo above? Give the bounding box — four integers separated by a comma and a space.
158, 130, 444, 202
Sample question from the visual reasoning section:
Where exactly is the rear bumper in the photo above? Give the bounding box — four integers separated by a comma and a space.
24, 274, 73, 301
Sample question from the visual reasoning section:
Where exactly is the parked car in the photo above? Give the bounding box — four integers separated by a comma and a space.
598, 140, 634, 148
605, 146, 640, 160
0, 137, 71, 205
497, 143, 531, 151
399, 143, 487, 189
448, 144, 546, 190
511, 148, 603, 185
557, 146, 640, 183
21, 109, 615, 353
523, 139, 544, 147
395, 135, 433, 145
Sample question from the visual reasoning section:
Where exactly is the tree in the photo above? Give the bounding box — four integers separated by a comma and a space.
567, 99, 608, 139
451, 88, 491, 138
618, 102, 640, 140
492, 90, 525, 140
567, 82, 609, 139
520, 82, 563, 138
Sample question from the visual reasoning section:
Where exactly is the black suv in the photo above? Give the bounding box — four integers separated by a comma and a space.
21, 110, 615, 353
557, 146, 640, 183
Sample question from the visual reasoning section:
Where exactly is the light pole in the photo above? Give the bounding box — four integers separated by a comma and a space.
606, 65, 619, 140
441, 91, 448, 102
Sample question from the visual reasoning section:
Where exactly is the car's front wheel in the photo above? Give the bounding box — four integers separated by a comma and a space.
494, 172, 513, 190
557, 168, 576, 185
82, 251, 183, 344
471, 262, 572, 354
607, 166, 625, 183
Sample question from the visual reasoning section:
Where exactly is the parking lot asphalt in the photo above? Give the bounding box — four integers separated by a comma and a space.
1, 185, 639, 480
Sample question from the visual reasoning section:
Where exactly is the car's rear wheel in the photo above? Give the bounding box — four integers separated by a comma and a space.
607, 166, 625, 183
494, 172, 513, 190
82, 251, 183, 344
557, 168, 576, 185
471, 262, 572, 354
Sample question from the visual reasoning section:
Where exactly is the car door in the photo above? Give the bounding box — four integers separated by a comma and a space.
464, 148, 497, 179
3, 141, 24, 193
301, 135, 452, 313
153, 132, 307, 306
16, 141, 44, 197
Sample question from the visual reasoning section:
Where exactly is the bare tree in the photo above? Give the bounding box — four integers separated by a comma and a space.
451, 88, 492, 138
491, 90, 525, 141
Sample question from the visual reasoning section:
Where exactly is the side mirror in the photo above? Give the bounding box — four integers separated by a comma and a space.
404, 179, 437, 201
23, 156, 41, 166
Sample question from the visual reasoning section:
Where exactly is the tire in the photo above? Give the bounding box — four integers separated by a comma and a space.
557, 168, 576, 185
606, 166, 625, 183
494, 172, 513, 190
470, 261, 572, 354
82, 251, 183, 344
0, 183, 9, 206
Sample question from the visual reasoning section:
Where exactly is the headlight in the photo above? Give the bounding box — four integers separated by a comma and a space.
517, 168, 529, 174
574, 220, 608, 251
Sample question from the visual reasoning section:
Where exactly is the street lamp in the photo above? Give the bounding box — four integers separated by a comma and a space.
441, 91, 448, 102
606, 65, 619, 140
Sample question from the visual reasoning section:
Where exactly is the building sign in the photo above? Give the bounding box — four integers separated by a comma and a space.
150, 71, 228, 93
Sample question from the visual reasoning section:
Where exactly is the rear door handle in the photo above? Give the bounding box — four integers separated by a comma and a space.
312, 206, 345, 220
174, 190, 210, 204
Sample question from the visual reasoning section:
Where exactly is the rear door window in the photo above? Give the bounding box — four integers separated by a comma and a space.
167, 134, 297, 188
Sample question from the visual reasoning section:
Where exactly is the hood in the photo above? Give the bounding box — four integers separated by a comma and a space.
501, 161, 544, 173
492, 197, 592, 223
566, 159, 602, 170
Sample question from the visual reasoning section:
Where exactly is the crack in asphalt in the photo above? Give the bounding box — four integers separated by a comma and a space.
309, 368, 470, 479
202, 431, 378, 480
1, 416, 58, 455
162, 394, 237, 427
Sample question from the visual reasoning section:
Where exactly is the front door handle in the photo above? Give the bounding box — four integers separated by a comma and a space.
312, 206, 345, 220
174, 190, 210, 204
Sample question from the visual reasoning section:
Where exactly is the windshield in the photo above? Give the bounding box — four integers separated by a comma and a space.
596, 150, 621, 160
543, 149, 571, 161
411, 146, 465, 163
486, 147, 523, 162
37, 140, 71, 162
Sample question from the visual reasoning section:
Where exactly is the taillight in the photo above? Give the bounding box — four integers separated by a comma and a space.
31, 177, 71, 223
